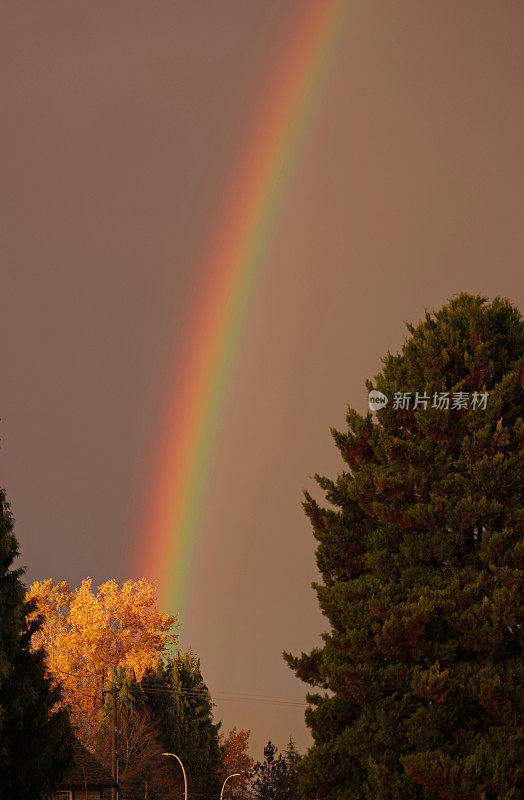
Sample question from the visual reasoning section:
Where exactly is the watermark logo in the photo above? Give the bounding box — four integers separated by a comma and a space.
368, 390, 388, 411
367, 389, 490, 412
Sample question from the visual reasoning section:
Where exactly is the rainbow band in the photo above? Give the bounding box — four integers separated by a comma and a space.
135, 0, 351, 615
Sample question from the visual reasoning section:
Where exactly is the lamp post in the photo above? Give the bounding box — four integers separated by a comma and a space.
220, 773, 241, 800
162, 753, 188, 800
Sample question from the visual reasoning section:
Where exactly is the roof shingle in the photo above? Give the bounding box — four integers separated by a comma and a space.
59, 737, 117, 789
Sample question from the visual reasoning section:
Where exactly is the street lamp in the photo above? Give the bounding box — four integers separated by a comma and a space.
162, 752, 188, 800
220, 773, 241, 800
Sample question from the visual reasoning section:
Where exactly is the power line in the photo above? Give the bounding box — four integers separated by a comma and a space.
139, 684, 307, 708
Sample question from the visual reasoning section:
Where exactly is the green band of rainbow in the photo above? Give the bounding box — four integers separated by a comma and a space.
134, 0, 352, 617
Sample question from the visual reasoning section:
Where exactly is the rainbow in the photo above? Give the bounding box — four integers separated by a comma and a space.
134, 0, 351, 616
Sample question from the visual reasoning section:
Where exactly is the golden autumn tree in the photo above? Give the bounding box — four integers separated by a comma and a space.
28, 578, 176, 746
219, 727, 254, 800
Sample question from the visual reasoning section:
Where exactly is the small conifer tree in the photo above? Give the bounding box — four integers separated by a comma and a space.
251, 740, 299, 800
143, 652, 222, 798
96, 668, 176, 799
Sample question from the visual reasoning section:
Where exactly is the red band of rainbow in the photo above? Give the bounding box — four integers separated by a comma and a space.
133, 0, 352, 619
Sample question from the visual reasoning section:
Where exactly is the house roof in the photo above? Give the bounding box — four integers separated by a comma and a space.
59, 737, 118, 789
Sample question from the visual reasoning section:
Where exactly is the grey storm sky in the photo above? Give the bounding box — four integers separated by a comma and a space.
1, 0, 523, 756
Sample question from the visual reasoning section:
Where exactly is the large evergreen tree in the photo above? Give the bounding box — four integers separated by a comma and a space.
0, 489, 73, 798
285, 295, 523, 799
142, 651, 222, 798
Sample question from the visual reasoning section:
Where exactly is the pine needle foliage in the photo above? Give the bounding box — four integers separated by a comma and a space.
0, 490, 73, 798
285, 295, 523, 800
143, 651, 222, 798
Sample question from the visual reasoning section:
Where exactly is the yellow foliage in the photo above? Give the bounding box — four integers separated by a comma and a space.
219, 727, 254, 799
28, 577, 176, 745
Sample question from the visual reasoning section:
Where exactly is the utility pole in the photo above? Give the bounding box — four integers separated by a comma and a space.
111, 684, 117, 800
